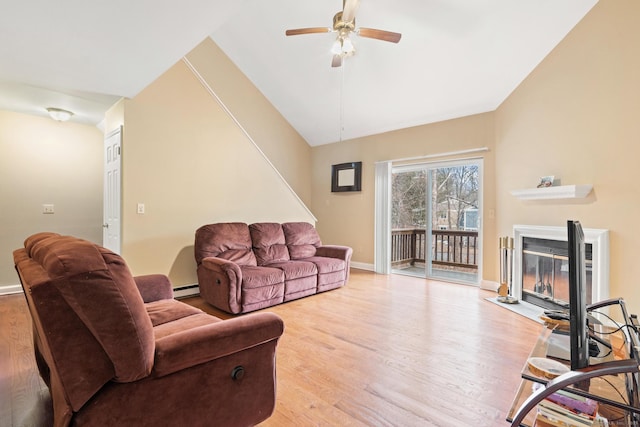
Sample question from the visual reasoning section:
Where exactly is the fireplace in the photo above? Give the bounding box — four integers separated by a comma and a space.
512, 225, 609, 309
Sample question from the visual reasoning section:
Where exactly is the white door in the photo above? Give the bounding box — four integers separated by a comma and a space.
103, 127, 122, 253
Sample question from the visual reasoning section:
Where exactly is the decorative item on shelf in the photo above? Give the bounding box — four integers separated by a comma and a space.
527, 357, 570, 379
331, 161, 362, 192
537, 175, 555, 188
498, 236, 518, 304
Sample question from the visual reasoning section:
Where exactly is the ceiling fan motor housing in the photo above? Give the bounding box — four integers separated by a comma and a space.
333, 12, 355, 32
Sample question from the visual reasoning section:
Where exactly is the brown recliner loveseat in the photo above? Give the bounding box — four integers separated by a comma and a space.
195, 222, 353, 314
14, 232, 284, 427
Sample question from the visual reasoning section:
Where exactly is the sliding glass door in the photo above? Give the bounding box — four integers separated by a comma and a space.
391, 159, 482, 285
391, 166, 428, 277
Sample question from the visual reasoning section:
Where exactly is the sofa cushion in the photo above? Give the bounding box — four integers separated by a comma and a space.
265, 260, 317, 280
240, 265, 285, 289
303, 256, 346, 274
282, 222, 321, 259
147, 299, 221, 340
152, 312, 222, 340
249, 223, 290, 265
195, 223, 257, 266
145, 299, 204, 327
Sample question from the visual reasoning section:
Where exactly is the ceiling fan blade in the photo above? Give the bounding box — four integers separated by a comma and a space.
285, 27, 331, 36
342, 0, 361, 23
358, 28, 402, 43
331, 54, 343, 68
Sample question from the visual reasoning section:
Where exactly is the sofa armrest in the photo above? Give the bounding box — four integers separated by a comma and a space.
152, 312, 284, 377
316, 245, 353, 281
199, 257, 244, 313
201, 257, 242, 279
134, 274, 174, 303
315, 245, 353, 262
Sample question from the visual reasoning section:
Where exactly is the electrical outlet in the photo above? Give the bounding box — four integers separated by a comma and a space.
137, 203, 145, 214
42, 204, 54, 214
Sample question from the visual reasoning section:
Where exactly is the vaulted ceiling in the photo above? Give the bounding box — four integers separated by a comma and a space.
1, 0, 597, 145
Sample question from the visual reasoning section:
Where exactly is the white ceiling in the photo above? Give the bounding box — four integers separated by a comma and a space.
1, 0, 597, 145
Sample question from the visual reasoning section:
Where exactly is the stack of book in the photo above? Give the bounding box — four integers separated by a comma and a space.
536, 389, 600, 427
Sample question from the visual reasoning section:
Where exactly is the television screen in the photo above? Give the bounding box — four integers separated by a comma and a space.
568, 220, 589, 370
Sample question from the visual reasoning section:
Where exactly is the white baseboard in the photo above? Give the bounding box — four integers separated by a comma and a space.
481, 279, 499, 292
173, 284, 200, 299
0, 284, 23, 295
350, 262, 374, 272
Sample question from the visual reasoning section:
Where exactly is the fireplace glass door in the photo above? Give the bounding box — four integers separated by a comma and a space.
521, 238, 593, 310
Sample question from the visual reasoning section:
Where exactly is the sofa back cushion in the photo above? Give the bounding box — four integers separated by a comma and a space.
282, 222, 322, 259
249, 223, 290, 266
24, 233, 155, 383
195, 223, 257, 266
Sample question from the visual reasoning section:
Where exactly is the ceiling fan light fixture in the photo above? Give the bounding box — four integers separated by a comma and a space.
341, 36, 355, 54
331, 34, 355, 57
331, 39, 343, 55
46, 107, 74, 122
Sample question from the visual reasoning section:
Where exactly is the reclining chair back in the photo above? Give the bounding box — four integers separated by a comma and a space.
14, 233, 155, 424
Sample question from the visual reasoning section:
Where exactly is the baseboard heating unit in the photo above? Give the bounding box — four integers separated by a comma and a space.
173, 284, 200, 299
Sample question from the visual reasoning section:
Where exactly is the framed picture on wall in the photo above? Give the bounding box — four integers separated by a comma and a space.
331, 162, 362, 192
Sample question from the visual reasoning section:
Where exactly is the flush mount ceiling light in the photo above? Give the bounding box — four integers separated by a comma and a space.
46, 107, 74, 122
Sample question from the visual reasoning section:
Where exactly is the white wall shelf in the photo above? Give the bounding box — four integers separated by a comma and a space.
510, 184, 593, 200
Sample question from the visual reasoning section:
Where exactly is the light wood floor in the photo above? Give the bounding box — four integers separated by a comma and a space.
0, 269, 540, 426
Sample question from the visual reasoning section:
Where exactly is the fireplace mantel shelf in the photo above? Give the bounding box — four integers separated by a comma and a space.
510, 184, 593, 200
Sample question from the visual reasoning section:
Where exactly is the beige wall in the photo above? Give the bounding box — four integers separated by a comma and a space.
0, 110, 103, 285
311, 113, 497, 279
185, 38, 313, 205
495, 0, 640, 312
120, 47, 315, 286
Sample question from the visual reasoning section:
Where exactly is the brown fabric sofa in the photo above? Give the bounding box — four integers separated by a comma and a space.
14, 232, 284, 427
195, 222, 353, 314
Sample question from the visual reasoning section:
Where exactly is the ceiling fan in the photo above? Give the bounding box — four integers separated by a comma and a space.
285, 0, 402, 68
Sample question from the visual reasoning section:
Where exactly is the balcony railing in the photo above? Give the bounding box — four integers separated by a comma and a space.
391, 228, 478, 270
